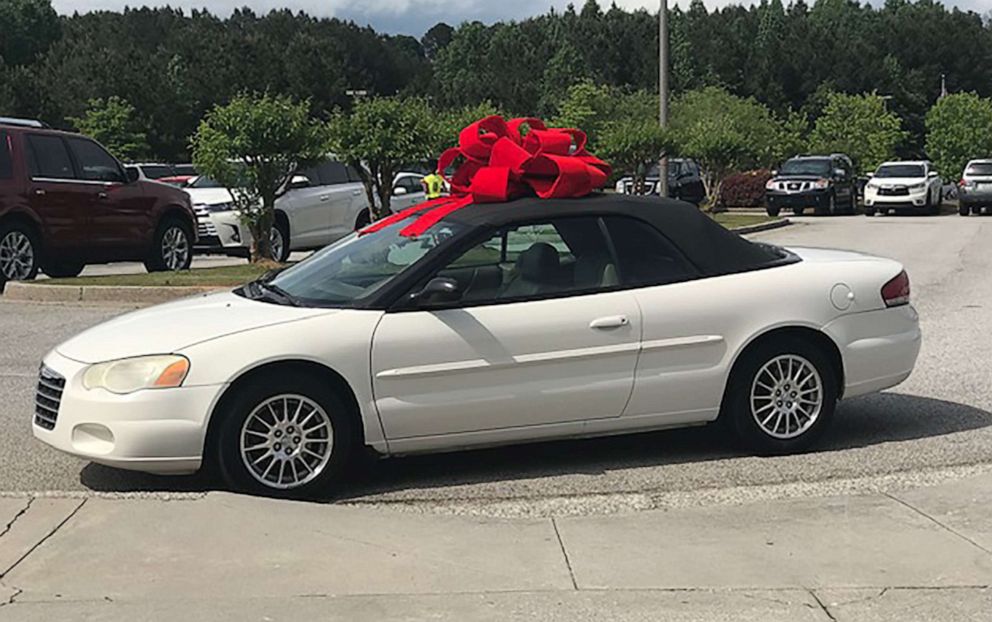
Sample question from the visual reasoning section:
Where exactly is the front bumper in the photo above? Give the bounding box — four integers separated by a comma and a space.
32, 350, 225, 474
766, 189, 830, 209
958, 187, 992, 206
864, 187, 928, 208
823, 305, 921, 399
194, 210, 251, 255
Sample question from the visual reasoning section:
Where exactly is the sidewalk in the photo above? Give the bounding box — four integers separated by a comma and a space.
1, 474, 991, 621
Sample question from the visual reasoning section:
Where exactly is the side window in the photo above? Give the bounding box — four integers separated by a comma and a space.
297, 165, 321, 187
603, 216, 697, 287
141, 165, 173, 180
25, 135, 75, 180
0, 133, 12, 179
318, 161, 350, 185
66, 137, 123, 182
346, 165, 363, 183
431, 217, 617, 305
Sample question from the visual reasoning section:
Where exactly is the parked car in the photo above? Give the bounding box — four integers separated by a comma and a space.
33, 194, 920, 497
614, 159, 706, 205
186, 158, 369, 262
391, 171, 427, 211
765, 154, 858, 216
863, 161, 943, 216
126, 163, 197, 187
0, 118, 196, 286
957, 159, 992, 216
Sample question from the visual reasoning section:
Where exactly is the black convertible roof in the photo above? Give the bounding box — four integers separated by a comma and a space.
445, 193, 783, 276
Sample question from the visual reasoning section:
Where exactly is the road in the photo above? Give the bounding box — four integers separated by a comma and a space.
1, 213, 990, 517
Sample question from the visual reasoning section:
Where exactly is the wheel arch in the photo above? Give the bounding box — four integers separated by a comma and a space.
720, 325, 846, 418
274, 209, 290, 237
203, 358, 367, 465
158, 205, 196, 238
0, 208, 43, 237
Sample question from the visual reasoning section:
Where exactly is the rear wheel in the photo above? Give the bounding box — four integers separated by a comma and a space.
145, 218, 193, 272
355, 209, 371, 231
959, 203, 970, 216
216, 372, 356, 498
722, 337, 838, 455
0, 222, 41, 287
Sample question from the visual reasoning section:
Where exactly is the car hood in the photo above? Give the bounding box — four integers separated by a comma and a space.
55, 291, 337, 364
773, 175, 825, 182
185, 187, 234, 206
869, 177, 925, 186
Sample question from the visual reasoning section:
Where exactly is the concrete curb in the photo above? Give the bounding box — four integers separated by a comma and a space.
731, 218, 791, 235
1, 282, 224, 305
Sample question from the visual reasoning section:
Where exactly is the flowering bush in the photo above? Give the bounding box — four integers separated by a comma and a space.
720, 169, 773, 208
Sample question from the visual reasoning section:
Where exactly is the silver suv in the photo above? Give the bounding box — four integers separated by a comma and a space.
958, 159, 992, 216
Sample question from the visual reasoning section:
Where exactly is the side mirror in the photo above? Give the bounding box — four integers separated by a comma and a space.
393, 186, 408, 196
124, 167, 140, 183
287, 175, 310, 190
866, 172, 875, 179
928, 171, 939, 178
414, 277, 461, 305
770, 170, 778, 177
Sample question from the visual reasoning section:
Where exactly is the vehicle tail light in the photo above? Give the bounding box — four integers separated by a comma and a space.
881, 270, 910, 307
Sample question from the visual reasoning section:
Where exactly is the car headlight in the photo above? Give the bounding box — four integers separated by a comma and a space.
765, 179, 777, 190
908, 182, 926, 191
813, 178, 830, 189
208, 202, 236, 213
82, 355, 190, 394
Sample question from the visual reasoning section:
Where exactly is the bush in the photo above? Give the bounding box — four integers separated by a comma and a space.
720, 169, 772, 208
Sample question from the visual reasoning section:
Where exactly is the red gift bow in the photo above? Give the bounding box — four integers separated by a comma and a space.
362, 115, 612, 238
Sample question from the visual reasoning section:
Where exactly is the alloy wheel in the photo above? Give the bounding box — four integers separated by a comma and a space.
239, 394, 334, 490
0, 231, 35, 281
749, 354, 824, 440
270, 227, 284, 261
161, 226, 190, 271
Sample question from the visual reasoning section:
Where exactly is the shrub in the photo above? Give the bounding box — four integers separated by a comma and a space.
720, 169, 773, 208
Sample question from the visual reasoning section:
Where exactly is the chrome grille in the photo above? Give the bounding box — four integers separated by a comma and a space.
35, 365, 65, 430
193, 205, 218, 237
878, 186, 909, 196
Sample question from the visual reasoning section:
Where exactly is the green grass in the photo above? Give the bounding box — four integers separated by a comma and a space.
40, 263, 275, 287
711, 212, 780, 229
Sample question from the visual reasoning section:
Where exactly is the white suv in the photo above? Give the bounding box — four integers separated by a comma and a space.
864, 161, 943, 216
187, 159, 371, 261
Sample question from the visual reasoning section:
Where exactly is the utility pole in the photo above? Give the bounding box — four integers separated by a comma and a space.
658, 0, 669, 199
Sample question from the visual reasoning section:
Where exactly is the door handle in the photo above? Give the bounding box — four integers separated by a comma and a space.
589, 315, 629, 329
351, 190, 362, 196
97, 192, 109, 200
320, 195, 331, 202
34, 189, 46, 196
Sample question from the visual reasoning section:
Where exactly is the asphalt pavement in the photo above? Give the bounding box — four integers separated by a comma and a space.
1, 213, 991, 518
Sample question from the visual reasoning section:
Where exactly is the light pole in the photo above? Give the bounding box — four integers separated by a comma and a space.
658, 0, 669, 198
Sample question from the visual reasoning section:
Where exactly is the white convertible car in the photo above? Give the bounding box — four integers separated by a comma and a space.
33, 195, 921, 497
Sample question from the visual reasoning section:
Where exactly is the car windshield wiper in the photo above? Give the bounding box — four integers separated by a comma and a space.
246, 280, 300, 307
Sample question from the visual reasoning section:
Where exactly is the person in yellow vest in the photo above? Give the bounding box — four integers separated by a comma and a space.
421, 160, 445, 200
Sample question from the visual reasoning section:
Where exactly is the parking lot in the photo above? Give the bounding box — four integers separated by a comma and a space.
1, 213, 991, 517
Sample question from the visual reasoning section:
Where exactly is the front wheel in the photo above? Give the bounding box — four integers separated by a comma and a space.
959, 203, 970, 216
765, 205, 781, 217
722, 337, 838, 455
145, 219, 193, 272
0, 222, 41, 287
216, 372, 356, 498
864, 207, 876, 217
270, 220, 290, 263
354, 209, 371, 231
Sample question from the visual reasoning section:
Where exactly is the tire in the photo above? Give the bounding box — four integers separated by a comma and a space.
864, 207, 876, 217
144, 218, 193, 272
765, 205, 781, 217
815, 193, 836, 216
0, 221, 41, 287
721, 336, 838, 455
354, 209, 371, 231
959, 203, 971, 216
849, 191, 858, 214
215, 371, 357, 499
42, 259, 84, 279
791, 206, 805, 216
923, 191, 934, 215
271, 219, 290, 263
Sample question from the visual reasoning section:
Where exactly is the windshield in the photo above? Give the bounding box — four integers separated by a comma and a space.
260, 217, 466, 306
779, 159, 831, 176
875, 164, 924, 178
188, 175, 225, 189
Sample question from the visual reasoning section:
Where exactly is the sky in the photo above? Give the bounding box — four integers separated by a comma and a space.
52, 0, 992, 36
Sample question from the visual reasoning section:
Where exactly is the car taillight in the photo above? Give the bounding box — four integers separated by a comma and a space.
881, 270, 910, 307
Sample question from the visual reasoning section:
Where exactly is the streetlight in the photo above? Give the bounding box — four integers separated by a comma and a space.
658, 0, 669, 198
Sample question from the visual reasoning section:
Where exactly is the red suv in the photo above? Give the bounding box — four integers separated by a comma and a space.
0, 118, 196, 286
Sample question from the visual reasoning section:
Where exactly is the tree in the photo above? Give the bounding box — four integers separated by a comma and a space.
327, 96, 435, 220
421, 23, 454, 61
0, 0, 61, 66
190, 92, 327, 262
669, 87, 786, 208
925, 92, 992, 180
69, 96, 150, 161
598, 119, 671, 194
808, 92, 906, 173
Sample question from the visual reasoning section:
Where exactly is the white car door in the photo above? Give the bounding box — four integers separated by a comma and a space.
371, 217, 642, 442
280, 164, 329, 249
390, 174, 425, 213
